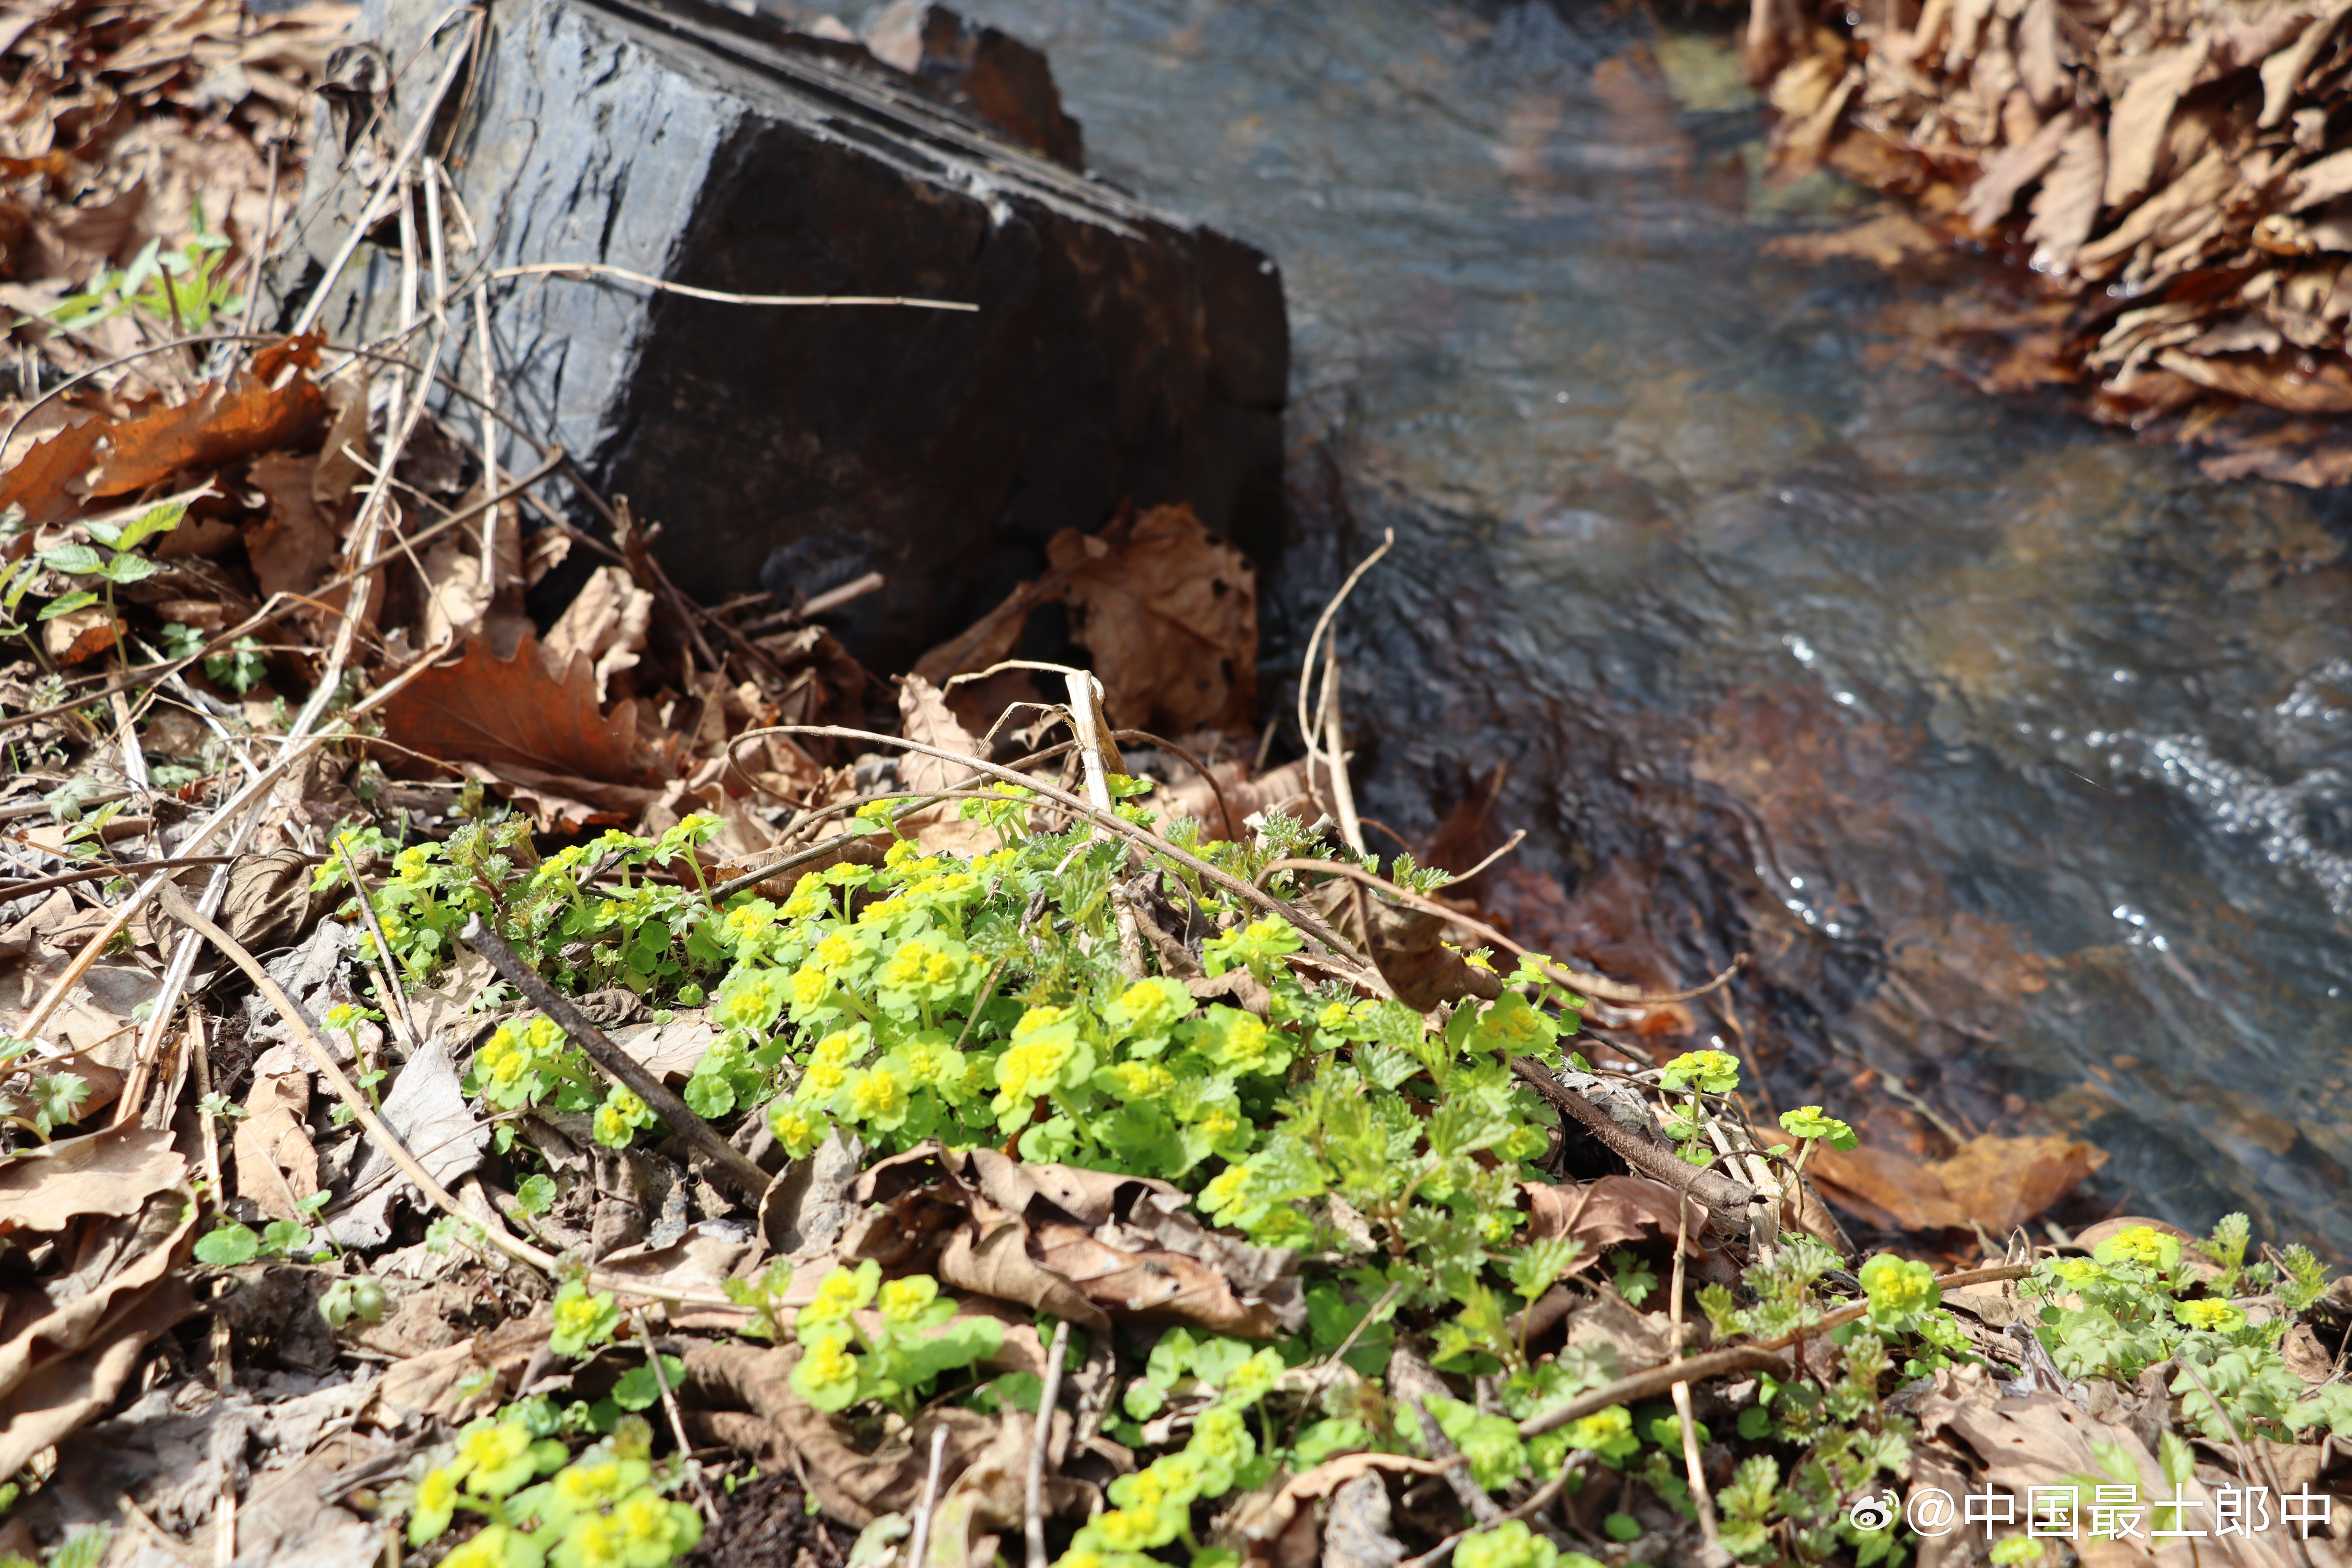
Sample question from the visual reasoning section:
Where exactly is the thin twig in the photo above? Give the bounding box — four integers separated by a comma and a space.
458, 915, 771, 1200
152, 880, 738, 1307
1397, 1456, 1589, 1568
1262, 858, 1740, 1009
1320, 635, 1365, 853
1412, 1394, 1504, 1525
0, 854, 252, 901
1668, 1187, 1723, 1559
1026, 1318, 1073, 1568
1298, 530, 1394, 802
632, 1308, 719, 1522
492, 261, 978, 312
1515, 1262, 2036, 1440
909, 1426, 949, 1568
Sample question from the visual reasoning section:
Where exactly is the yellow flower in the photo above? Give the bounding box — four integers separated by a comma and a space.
815, 931, 856, 971
2175, 1298, 2247, 1332
1013, 1005, 1069, 1040
769, 1104, 826, 1156
1193, 1105, 1240, 1143
847, 1068, 907, 1122
554, 1460, 622, 1508
804, 1266, 871, 1324
457, 1419, 530, 1481
1201, 1164, 1251, 1211
1104, 1062, 1176, 1101
489, 1048, 528, 1087
416, 1465, 457, 1515
615, 1489, 674, 1548
899, 1040, 958, 1087
812, 1031, 861, 1067
996, 1035, 1075, 1102
782, 873, 830, 919
790, 967, 831, 1006
860, 895, 909, 926
800, 1334, 860, 1386
1088, 1509, 1160, 1551
1218, 1013, 1274, 1072
555, 1295, 608, 1344
878, 1275, 937, 1321
800, 1060, 848, 1100
561, 1512, 627, 1568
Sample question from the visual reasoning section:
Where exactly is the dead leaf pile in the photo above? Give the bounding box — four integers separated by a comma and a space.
0, 0, 353, 387
1750, 0, 2352, 482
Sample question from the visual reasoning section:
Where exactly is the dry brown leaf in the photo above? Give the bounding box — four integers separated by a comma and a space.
243, 449, 337, 600
544, 563, 655, 703
1927, 1133, 2107, 1234
684, 1339, 1004, 1527
1959, 108, 2077, 229
1913, 1363, 2326, 1568
1227, 1453, 1448, 1567
837, 1145, 1303, 1338
378, 633, 684, 829
0, 337, 327, 527
1522, 1174, 1713, 1254
1048, 502, 1259, 739
232, 1058, 320, 1223
897, 674, 997, 855
1757, 1127, 2103, 1234
0, 1123, 185, 1238
39, 603, 122, 666
2102, 37, 2208, 208
0, 1190, 198, 1477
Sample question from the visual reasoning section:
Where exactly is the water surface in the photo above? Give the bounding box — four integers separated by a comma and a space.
954, 0, 2352, 1254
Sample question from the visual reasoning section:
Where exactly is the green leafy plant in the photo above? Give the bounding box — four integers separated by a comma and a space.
36, 501, 185, 628
403, 1401, 703, 1568
0, 1068, 91, 1140
1657, 1048, 1740, 1166
320, 1276, 389, 1329
192, 1215, 316, 1266
549, 1282, 624, 1358
786, 1264, 1002, 1416
1778, 1105, 1858, 1176
40, 205, 244, 334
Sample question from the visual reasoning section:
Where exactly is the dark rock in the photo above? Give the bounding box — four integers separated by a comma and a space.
278, 0, 1286, 673
862, 0, 1083, 168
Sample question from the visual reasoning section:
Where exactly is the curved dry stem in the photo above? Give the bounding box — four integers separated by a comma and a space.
1253, 856, 1742, 1007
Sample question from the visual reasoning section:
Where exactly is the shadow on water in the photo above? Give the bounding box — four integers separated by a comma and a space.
948, 0, 2352, 1254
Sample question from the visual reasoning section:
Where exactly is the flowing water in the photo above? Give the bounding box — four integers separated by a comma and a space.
948, 0, 2352, 1253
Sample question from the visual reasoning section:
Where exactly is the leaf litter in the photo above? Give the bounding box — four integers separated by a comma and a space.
1745, 0, 2352, 481
0, 3, 2348, 1568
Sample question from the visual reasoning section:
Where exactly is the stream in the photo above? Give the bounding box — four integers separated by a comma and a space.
938, 0, 2352, 1255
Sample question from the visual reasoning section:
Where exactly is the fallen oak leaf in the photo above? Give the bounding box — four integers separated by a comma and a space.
377, 632, 685, 826
0, 335, 328, 528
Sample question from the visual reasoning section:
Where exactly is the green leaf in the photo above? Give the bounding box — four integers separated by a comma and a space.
512, 1174, 559, 1217
36, 590, 100, 621
260, 1220, 311, 1256
38, 543, 105, 576
611, 1355, 687, 1412
110, 500, 188, 554
194, 1223, 262, 1267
